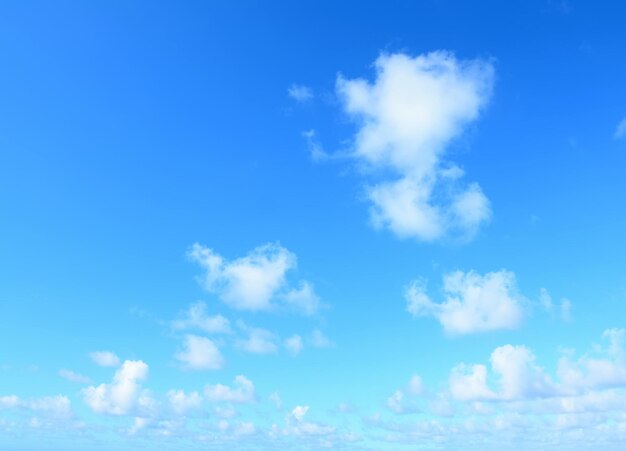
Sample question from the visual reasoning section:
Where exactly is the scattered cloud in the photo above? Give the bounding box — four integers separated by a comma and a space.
288, 84, 314, 103
171, 301, 232, 334
205, 375, 256, 404
89, 351, 120, 367
188, 242, 322, 314
406, 270, 525, 335
82, 360, 152, 416
175, 335, 225, 371
337, 51, 494, 241
59, 369, 91, 384
614, 117, 626, 140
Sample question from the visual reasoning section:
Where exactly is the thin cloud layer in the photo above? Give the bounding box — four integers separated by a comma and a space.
337, 51, 494, 241
406, 270, 525, 335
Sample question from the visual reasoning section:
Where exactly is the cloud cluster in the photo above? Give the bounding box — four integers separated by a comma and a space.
188, 243, 321, 314
337, 51, 494, 241
406, 270, 525, 334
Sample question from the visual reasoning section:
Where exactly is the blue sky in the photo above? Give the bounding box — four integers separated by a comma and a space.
1, 1, 626, 449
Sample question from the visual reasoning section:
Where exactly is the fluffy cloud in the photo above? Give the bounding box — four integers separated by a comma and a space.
188, 243, 321, 314
614, 117, 626, 139
175, 335, 225, 371
288, 84, 314, 102
406, 270, 525, 334
171, 301, 231, 334
82, 360, 151, 416
448, 329, 626, 404
337, 51, 494, 241
205, 375, 256, 404
89, 351, 120, 367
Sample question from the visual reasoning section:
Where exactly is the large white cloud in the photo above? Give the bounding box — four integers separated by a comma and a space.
406, 270, 525, 334
82, 360, 152, 416
337, 51, 494, 241
175, 335, 225, 371
188, 242, 321, 314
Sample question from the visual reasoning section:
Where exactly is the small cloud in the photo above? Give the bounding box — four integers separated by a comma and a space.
171, 301, 231, 334
236, 326, 278, 355
59, 369, 91, 384
284, 334, 303, 356
614, 118, 626, 140
89, 351, 120, 367
310, 329, 333, 348
188, 242, 322, 315
288, 84, 314, 103
561, 298, 572, 322
205, 375, 256, 404
175, 335, 225, 371
302, 129, 330, 162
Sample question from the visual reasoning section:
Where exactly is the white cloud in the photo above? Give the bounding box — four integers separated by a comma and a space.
614, 117, 626, 139
448, 330, 626, 405
288, 84, 314, 102
188, 243, 321, 314
310, 329, 333, 348
175, 335, 224, 371
557, 328, 626, 391
82, 360, 150, 415
291, 405, 309, 422
172, 301, 231, 334
406, 270, 525, 334
89, 351, 120, 367
205, 375, 255, 404
284, 334, 303, 356
59, 369, 91, 384
236, 327, 278, 354
337, 51, 493, 241
282, 282, 321, 316
167, 389, 202, 415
